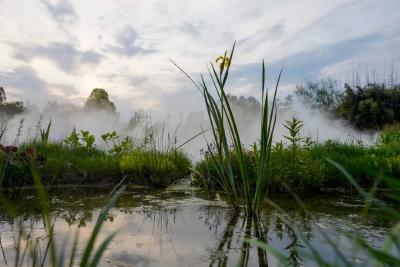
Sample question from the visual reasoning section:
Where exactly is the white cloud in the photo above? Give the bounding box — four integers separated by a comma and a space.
0, 0, 399, 119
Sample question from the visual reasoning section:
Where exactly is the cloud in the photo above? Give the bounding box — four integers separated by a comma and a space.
41, 0, 76, 24
0, 66, 50, 105
0, 0, 399, 119
13, 42, 102, 73
111, 26, 156, 57
0, 66, 79, 106
230, 31, 383, 96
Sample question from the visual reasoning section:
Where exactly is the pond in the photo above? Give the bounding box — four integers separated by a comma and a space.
0, 186, 393, 266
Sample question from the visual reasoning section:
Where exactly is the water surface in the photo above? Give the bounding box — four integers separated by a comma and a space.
0, 186, 393, 266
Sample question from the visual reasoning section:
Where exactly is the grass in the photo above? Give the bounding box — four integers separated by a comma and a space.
172, 43, 280, 216
195, 137, 400, 193
0, 141, 192, 188
194, 120, 400, 194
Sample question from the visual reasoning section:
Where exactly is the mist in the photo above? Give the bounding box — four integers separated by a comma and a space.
1, 92, 377, 162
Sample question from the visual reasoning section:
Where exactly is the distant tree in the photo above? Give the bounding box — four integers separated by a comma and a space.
336, 83, 399, 129
0, 86, 26, 119
84, 88, 117, 114
0, 87, 6, 104
227, 94, 261, 114
0, 101, 25, 118
295, 78, 400, 129
295, 78, 343, 112
128, 110, 147, 129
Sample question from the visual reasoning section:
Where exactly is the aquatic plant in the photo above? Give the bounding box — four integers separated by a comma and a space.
173, 43, 281, 215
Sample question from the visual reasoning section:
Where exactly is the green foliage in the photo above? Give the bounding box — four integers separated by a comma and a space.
64, 128, 80, 148
283, 117, 304, 149
120, 149, 191, 187
80, 130, 95, 150
64, 129, 95, 150
195, 127, 400, 193
273, 118, 323, 192
101, 131, 133, 154
380, 123, 400, 145
296, 80, 400, 129
336, 83, 400, 129
1, 138, 191, 187
84, 88, 117, 114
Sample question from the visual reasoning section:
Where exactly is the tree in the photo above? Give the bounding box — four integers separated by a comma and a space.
336, 83, 400, 129
128, 110, 146, 129
84, 88, 117, 114
0, 86, 25, 119
295, 78, 343, 112
227, 94, 261, 114
0, 87, 6, 104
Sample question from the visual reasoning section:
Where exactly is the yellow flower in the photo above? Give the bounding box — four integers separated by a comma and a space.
216, 55, 231, 71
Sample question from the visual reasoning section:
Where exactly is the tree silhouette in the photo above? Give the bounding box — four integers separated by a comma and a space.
84, 88, 117, 114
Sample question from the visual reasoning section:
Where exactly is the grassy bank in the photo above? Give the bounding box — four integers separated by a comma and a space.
194, 123, 400, 193
0, 142, 191, 187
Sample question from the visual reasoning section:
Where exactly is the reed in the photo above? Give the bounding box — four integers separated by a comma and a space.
172, 43, 281, 216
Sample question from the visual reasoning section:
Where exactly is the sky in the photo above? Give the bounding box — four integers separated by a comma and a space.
0, 0, 399, 120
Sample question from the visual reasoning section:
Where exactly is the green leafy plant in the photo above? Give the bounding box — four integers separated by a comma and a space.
101, 131, 133, 154
172, 43, 280, 216
283, 117, 304, 149
64, 128, 81, 148
81, 130, 95, 150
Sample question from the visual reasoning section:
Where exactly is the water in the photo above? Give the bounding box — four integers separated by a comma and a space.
0, 186, 394, 266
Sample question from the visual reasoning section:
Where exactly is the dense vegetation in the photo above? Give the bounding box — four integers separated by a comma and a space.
296, 80, 400, 129
0, 128, 191, 188
195, 121, 400, 193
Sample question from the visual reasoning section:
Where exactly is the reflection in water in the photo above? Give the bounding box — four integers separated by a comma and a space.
208, 214, 269, 267
0, 187, 393, 266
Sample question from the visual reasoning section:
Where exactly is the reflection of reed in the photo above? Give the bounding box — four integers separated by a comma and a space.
0, 235, 7, 265
208, 213, 269, 267
206, 205, 315, 267
140, 206, 179, 257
